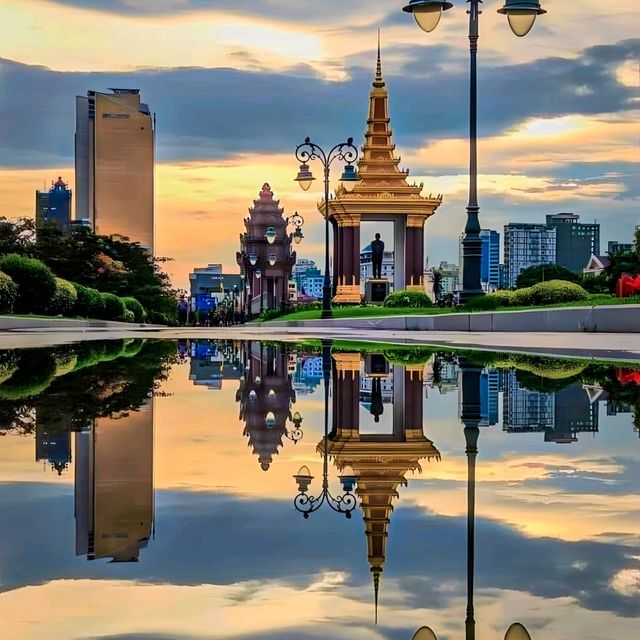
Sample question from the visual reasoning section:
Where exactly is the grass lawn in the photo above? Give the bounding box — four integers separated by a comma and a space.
262, 294, 638, 322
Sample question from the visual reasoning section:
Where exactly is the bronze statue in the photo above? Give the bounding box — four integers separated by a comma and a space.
371, 233, 385, 279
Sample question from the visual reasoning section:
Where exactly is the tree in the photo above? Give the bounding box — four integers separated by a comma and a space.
605, 250, 640, 293
516, 263, 579, 288
0, 217, 35, 256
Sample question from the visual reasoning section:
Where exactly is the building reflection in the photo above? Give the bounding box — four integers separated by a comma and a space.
189, 341, 244, 390
503, 371, 599, 443
35, 409, 72, 475
74, 399, 154, 562
321, 350, 441, 617
238, 342, 300, 471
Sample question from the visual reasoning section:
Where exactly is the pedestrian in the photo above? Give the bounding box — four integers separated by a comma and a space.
177, 296, 189, 327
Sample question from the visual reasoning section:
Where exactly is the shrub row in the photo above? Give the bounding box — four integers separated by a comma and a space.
383, 290, 433, 309
0, 253, 146, 322
465, 280, 590, 310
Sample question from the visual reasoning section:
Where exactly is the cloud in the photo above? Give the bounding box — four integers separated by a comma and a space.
0, 37, 637, 169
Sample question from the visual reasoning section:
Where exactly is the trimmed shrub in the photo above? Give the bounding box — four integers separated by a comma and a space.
526, 280, 590, 306
49, 278, 77, 316
121, 296, 146, 323
100, 293, 126, 320
0, 254, 56, 314
461, 295, 502, 311
73, 284, 106, 319
119, 309, 136, 323
383, 290, 433, 308
0, 351, 19, 385
0, 271, 18, 314
512, 287, 535, 306
491, 290, 517, 307
53, 351, 78, 377
147, 311, 172, 325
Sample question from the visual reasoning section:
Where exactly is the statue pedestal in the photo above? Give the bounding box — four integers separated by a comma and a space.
365, 279, 390, 305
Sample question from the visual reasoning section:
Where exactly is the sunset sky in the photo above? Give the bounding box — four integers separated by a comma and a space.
0, 0, 638, 288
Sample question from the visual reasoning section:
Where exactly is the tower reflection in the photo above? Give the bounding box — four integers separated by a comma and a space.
239, 341, 301, 471
75, 399, 154, 562
322, 349, 440, 620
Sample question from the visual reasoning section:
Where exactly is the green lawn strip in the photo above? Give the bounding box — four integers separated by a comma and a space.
264, 295, 638, 322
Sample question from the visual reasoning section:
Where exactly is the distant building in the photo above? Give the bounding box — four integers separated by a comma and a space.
503, 372, 599, 443
189, 263, 243, 315
608, 240, 633, 255
480, 230, 500, 291
504, 223, 556, 288
300, 269, 324, 299
546, 213, 600, 273
437, 261, 460, 294
35, 177, 72, 235
75, 88, 155, 253
360, 244, 395, 283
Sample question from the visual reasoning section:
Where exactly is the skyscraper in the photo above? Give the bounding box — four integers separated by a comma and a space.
35, 177, 72, 235
504, 223, 556, 287
546, 213, 599, 273
75, 88, 155, 253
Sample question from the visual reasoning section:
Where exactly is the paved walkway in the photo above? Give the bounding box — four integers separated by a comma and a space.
2, 321, 640, 362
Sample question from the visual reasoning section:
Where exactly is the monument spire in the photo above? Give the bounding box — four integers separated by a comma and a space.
374, 29, 385, 88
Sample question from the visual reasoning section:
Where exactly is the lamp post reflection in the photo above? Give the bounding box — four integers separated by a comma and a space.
293, 340, 358, 519
412, 357, 532, 639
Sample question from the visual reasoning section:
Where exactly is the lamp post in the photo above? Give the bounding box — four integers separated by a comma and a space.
411, 358, 533, 640
293, 340, 358, 518
295, 138, 359, 319
402, 0, 546, 303
287, 211, 306, 245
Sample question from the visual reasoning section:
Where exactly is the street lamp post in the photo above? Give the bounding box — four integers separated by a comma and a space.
295, 138, 360, 319
292, 340, 358, 518
402, 0, 546, 303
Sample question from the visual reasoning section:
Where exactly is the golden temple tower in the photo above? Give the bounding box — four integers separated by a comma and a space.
326, 36, 443, 303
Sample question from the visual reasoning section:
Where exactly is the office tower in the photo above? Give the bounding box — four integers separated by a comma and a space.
480, 229, 500, 291
35, 177, 72, 235
546, 213, 600, 273
504, 223, 557, 287
75, 88, 155, 253
75, 399, 154, 562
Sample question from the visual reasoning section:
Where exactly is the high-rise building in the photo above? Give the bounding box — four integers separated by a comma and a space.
480, 230, 500, 291
35, 177, 72, 235
504, 223, 556, 287
437, 261, 460, 294
75, 400, 154, 562
546, 213, 599, 273
75, 88, 155, 253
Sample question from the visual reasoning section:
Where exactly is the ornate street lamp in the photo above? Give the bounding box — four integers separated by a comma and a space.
402, 0, 546, 302
249, 252, 258, 266
287, 211, 305, 244
292, 340, 358, 518
295, 137, 359, 319
268, 253, 278, 266
412, 627, 531, 640
286, 410, 304, 444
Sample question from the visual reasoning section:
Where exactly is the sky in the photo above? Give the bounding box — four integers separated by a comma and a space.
0, 0, 638, 289
0, 349, 639, 638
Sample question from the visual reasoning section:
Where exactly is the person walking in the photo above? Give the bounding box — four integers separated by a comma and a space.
177, 296, 189, 327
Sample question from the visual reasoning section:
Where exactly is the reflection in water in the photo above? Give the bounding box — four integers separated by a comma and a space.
325, 348, 441, 620
74, 399, 154, 563
0, 340, 639, 638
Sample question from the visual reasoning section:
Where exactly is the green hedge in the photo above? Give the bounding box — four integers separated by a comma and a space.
100, 292, 126, 320
526, 280, 590, 305
0, 254, 56, 314
73, 283, 106, 318
0, 270, 18, 314
383, 290, 433, 308
120, 309, 135, 323
121, 297, 146, 323
49, 278, 78, 316
483, 281, 590, 308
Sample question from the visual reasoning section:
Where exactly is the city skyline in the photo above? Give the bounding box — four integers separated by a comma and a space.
0, 0, 637, 290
